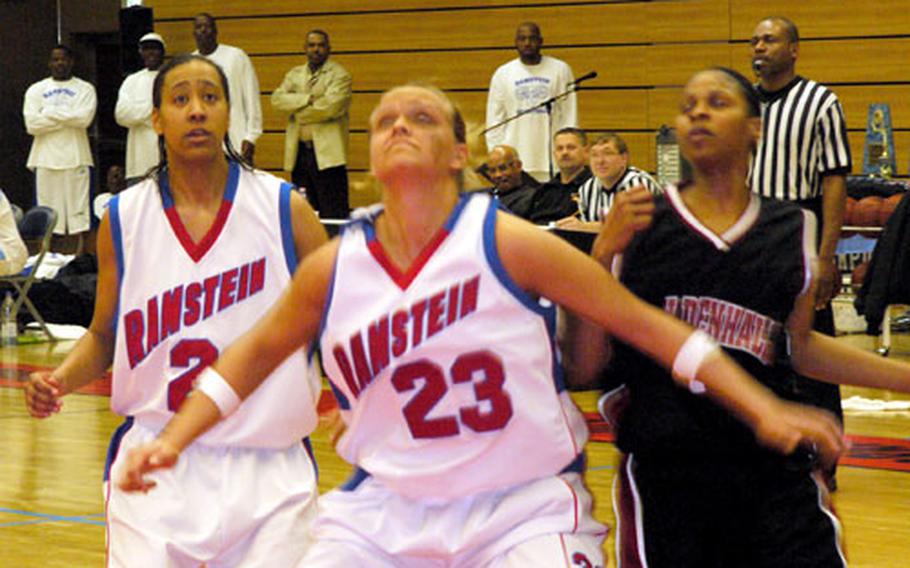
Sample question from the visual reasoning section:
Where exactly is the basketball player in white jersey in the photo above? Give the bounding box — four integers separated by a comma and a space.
24, 54, 327, 567
115, 84, 843, 567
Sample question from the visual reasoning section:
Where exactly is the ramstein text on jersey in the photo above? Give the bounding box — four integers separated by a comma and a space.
332, 275, 480, 398
123, 257, 266, 369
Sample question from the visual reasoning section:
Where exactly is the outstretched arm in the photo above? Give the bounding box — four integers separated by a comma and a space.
789, 269, 910, 392
499, 211, 844, 464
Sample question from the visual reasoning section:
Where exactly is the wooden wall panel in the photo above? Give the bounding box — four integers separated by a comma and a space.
154, 4, 650, 56
184, 42, 908, 100
848, 131, 910, 177
797, 39, 910, 85
261, 94, 284, 132
724, 39, 910, 85
646, 43, 732, 86
646, 0, 729, 42
151, 1, 910, 182
262, 89, 652, 134
148, 0, 613, 20
262, 92, 469, 136
253, 133, 285, 171
730, 0, 910, 40
253, 46, 650, 93
648, 88, 683, 130
834, 86, 910, 131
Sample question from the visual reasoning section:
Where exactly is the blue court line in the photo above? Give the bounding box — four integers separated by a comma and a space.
0, 507, 105, 527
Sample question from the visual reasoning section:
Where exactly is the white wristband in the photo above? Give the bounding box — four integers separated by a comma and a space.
195, 367, 241, 417
671, 330, 718, 395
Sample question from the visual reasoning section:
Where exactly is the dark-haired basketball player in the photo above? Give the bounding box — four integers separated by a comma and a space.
567, 67, 910, 567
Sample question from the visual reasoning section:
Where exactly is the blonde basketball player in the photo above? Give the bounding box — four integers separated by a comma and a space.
117, 83, 843, 567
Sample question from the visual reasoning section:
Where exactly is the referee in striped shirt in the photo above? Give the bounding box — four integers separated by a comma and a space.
556, 133, 660, 232
751, 16, 851, 489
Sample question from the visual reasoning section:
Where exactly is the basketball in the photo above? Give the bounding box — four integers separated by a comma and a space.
878, 193, 903, 226
854, 196, 883, 227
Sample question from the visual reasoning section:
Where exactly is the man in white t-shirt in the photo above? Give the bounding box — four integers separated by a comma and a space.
23, 44, 96, 253
486, 22, 577, 181
193, 12, 262, 165
115, 32, 166, 182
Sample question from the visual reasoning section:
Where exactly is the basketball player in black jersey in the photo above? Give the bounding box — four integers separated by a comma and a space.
566, 67, 910, 567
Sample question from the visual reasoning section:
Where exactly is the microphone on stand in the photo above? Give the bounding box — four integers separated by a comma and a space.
571, 71, 598, 88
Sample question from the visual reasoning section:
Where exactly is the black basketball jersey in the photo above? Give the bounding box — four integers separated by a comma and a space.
613, 184, 816, 461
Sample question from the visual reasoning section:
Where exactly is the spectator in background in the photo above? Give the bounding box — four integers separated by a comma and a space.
23, 44, 96, 254
0, 190, 27, 276
193, 12, 262, 165
486, 22, 577, 181
750, 16, 851, 489
484, 145, 539, 219
529, 127, 591, 224
271, 30, 352, 219
557, 133, 661, 232
92, 165, 126, 225
115, 32, 166, 183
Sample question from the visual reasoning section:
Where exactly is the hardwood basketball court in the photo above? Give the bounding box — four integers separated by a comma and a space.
1, 332, 909, 566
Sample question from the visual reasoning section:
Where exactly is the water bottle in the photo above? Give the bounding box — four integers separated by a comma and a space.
1, 293, 16, 347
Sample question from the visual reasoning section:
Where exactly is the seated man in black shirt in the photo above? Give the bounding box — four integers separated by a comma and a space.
528, 127, 592, 224
485, 145, 540, 219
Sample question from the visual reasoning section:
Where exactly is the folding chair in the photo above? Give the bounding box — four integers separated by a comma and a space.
0, 206, 58, 341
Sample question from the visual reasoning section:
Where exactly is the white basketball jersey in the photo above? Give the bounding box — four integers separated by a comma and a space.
319, 192, 588, 499
109, 162, 321, 449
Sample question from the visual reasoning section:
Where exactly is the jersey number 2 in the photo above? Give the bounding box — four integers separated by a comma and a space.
167, 339, 219, 411
391, 350, 513, 439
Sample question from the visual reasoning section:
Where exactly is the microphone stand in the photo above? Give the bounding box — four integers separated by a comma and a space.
483, 82, 585, 180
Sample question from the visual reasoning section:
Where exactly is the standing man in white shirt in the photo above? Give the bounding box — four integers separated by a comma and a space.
486, 22, 577, 181
192, 12, 262, 165
23, 44, 97, 253
115, 32, 165, 183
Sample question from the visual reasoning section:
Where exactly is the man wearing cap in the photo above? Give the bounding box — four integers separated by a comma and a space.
115, 32, 165, 182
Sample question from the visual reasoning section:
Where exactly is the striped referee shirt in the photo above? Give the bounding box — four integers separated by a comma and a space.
577, 166, 661, 222
751, 76, 852, 203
